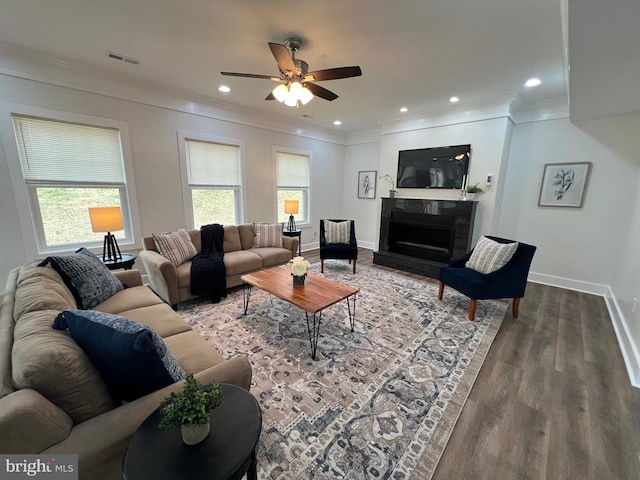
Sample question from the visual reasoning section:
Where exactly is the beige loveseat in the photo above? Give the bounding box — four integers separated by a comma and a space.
0, 262, 252, 480
141, 224, 299, 308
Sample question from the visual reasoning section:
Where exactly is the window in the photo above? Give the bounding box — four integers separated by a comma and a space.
11, 114, 133, 252
276, 150, 310, 226
181, 136, 243, 227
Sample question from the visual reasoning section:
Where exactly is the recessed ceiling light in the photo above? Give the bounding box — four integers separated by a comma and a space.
333, 120, 342, 126
400, 107, 408, 113
218, 85, 231, 93
449, 96, 460, 103
524, 78, 541, 87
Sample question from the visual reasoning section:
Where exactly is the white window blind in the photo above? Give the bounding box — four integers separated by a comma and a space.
277, 152, 309, 187
186, 139, 240, 186
12, 115, 125, 184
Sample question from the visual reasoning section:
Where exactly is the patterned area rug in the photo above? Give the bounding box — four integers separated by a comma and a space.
178, 262, 507, 479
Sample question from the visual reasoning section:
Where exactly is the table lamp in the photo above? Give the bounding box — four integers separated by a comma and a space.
284, 200, 299, 232
89, 206, 124, 262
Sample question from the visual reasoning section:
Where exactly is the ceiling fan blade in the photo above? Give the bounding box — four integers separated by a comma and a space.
221, 72, 280, 80
268, 42, 297, 77
305, 66, 362, 82
265, 92, 275, 100
305, 82, 339, 101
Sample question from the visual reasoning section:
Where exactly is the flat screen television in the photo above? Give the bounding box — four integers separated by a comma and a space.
396, 144, 471, 189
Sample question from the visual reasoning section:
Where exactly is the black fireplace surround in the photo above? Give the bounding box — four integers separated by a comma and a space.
373, 198, 477, 278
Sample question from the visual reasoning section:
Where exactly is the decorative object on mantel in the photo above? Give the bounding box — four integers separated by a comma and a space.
459, 174, 468, 200
538, 162, 592, 207
379, 173, 397, 198
159, 374, 223, 445
465, 183, 484, 200
357, 170, 376, 199
288, 256, 312, 285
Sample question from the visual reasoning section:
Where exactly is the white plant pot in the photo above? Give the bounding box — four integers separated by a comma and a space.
181, 421, 210, 445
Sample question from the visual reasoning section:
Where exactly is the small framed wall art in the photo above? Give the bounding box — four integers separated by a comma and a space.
538, 162, 592, 208
358, 170, 377, 199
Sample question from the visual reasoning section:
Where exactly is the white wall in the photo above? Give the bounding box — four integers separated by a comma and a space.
499, 116, 640, 289
378, 117, 512, 246
0, 74, 345, 285
500, 115, 640, 385
342, 141, 381, 249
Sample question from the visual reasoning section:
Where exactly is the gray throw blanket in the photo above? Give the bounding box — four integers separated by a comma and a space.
190, 224, 226, 303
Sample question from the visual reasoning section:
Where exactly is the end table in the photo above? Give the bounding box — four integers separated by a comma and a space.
101, 253, 136, 271
283, 229, 302, 256
123, 383, 262, 480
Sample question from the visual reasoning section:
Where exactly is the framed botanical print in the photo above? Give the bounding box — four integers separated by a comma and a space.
538, 162, 592, 207
358, 170, 377, 199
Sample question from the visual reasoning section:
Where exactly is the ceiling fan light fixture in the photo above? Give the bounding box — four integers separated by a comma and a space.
299, 86, 313, 105
273, 84, 289, 102
284, 94, 298, 107
289, 81, 303, 98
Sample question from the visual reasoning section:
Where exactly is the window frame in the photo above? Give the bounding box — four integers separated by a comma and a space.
274, 145, 312, 228
177, 130, 246, 228
1, 103, 140, 257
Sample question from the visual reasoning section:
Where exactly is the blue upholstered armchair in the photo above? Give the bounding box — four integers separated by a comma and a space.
320, 219, 358, 273
437, 236, 536, 321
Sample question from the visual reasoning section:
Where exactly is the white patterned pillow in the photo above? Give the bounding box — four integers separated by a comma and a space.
253, 223, 283, 248
466, 236, 519, 274
152, 228, 198, 266
324, 220, 351, 244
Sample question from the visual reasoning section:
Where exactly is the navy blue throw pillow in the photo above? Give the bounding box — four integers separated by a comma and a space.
39, 248, 124, 309
52, 310, 186, 401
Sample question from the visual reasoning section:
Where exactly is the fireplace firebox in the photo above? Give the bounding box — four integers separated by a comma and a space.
374, 198, 477, 278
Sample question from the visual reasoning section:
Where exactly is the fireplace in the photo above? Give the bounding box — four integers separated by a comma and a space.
374, 198, 477, 278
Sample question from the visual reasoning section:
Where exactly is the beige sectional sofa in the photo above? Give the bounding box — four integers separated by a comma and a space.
0, 262, 252, 480
141, 224, 298, 308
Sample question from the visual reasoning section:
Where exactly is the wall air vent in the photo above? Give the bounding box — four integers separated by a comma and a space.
106, 51, 141, 65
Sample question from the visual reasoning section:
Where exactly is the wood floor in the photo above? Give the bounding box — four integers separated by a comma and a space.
306, 248, 640, 480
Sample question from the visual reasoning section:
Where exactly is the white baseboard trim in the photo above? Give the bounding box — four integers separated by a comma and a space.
529, 271, 640, 388
527, 272, 610, 296
604, 289, 640, 388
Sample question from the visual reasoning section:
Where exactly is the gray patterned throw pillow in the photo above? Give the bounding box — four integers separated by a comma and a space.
324, 220, 351, 244
39, 248, 124, 309
465, 236, 519, 274
253, 223, 283, 248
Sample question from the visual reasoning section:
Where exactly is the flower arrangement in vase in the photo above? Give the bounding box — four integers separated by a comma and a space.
288, 256, 311, 285
159, 374, 222, 445
379, 173, 397, 198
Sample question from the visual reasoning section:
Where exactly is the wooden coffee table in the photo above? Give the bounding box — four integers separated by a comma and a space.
241, 265, 359, 360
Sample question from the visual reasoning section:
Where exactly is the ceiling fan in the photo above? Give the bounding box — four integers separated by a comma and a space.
221, 37, 362, 107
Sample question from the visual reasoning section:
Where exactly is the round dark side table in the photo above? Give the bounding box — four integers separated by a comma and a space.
123, 384, 262, 480
101, 253, 136, 271
283, 229, 302, 256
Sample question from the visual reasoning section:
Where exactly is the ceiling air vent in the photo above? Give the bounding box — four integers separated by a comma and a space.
106, 51, 141, 65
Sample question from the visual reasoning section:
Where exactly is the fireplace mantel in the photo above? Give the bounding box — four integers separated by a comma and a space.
373, 198, 477, 278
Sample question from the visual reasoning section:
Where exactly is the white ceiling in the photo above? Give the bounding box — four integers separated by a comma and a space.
0, 0, 637, 133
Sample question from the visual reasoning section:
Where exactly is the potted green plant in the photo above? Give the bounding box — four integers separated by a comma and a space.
159, 374, 223, 445
465, 183, 484, 200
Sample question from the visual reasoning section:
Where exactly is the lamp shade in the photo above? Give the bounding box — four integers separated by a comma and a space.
89, 206, 123, 233
284, 200, 299, 215
272, 84, 289, 103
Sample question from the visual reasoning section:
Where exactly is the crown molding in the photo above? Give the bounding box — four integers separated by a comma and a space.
0, 42, 347, 145
509, 96, 569, 124
377, 96, 516, 135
